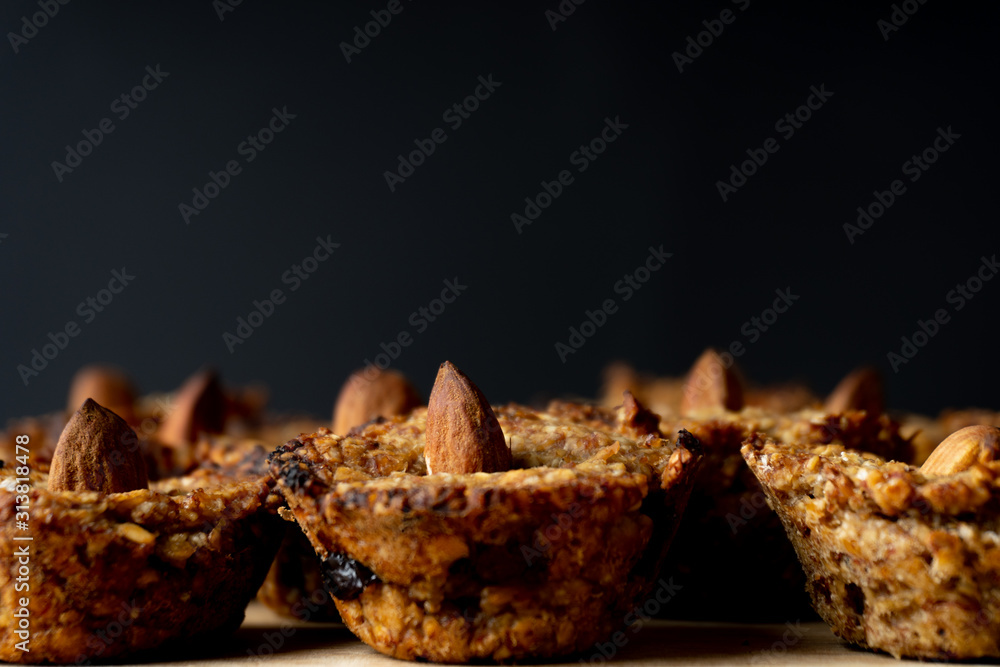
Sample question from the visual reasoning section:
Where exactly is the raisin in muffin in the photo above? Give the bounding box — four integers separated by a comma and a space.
259, 367, 422, 622
269, 362, 702, 662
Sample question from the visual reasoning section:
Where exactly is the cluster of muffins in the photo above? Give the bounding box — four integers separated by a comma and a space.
603, 351, 1000, 660
0, 369, 292, 663
2, 353, 998, 662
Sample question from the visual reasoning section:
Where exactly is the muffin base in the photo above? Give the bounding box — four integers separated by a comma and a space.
743, 434, 1000, 660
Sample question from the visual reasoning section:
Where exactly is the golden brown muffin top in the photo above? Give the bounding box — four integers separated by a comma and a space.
0, 461, 279, 537
276, 402, 694, 477
269, 402, 702, 517
742, 434, 1000, 520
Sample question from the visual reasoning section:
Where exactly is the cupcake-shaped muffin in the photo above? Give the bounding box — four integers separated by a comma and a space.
0, 400, 284, 663
643, 351, 910, 620
743, 425, 1000, 659
269, 362, 703, 662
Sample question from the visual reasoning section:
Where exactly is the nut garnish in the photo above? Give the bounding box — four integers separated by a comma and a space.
67, 365, 137, 424
48, 399, 149, 493
618, 391, 661, 437
424, 361, 511, 475
920, 425, 1000, 476
825, 366, 884, 414
603, 362, 640, 401
158, 369, 226, 446
680, 348, 744, 414
332, 367, 422, 434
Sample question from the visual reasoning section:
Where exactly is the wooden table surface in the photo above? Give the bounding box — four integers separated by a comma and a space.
127, 602, 992, 666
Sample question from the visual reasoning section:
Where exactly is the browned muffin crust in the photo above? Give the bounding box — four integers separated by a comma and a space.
655, 407, 912, 621
742, 434, 1000, 660
0, 464, 284, 663
269, 403, 702, 663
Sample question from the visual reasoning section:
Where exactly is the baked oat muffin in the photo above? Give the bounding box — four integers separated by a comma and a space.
939, 408, 1000, 434
0, 364, 333, 628
0, 412, 65, 473
0, 366, 324, 482
0, 400, 284, 663
269, 362, 703, 662
899, 407, 1000, 466
897, 412, 948, 466
600, 355, 819, 419
639, 352, 911, 620
601, 362, 688, 418
742, 425, 1000, 660
258, 367, 421, 622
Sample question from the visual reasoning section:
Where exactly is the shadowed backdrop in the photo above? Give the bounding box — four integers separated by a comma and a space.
2, 1, 997, 421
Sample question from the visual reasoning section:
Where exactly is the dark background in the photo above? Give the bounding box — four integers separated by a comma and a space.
2, 1, 997, 422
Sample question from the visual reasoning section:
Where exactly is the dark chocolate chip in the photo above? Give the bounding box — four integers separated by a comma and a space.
321, 551, 378, 600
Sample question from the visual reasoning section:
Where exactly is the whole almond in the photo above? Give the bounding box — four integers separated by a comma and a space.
618, 391, 662, 437
680, 348, 744, 414
48, 399, 149, 493
602, 362, 640, 403
424, 361, 511, 475
825, 366, 884, 414
332, 367, 422, 434
920, 425, 1000, 476
67, 365, 137, 424
158, 369, 226, 446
